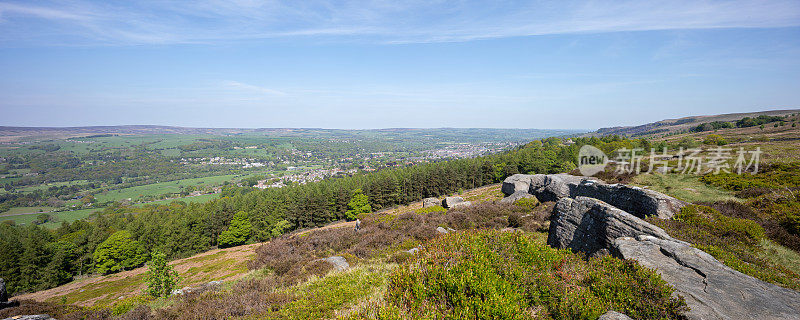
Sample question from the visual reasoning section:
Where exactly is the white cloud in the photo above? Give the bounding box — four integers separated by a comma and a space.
0, 0, 798, 45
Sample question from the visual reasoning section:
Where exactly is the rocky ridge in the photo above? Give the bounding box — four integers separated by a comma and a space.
502, 174, 800, 319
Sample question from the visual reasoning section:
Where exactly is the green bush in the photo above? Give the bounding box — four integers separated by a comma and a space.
650, 205, 800, 289
144, 250, 180, 298
513, 196, 540, 209
379, 230, 686, 319
673, 205, 765, 243
702, 134, 727, 146
414, 205, 446, 214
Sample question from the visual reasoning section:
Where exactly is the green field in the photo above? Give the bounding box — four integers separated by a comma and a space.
95, 174, 241, 203
18, 180, 89, 193
1, 208, 99, 229
1, 206, 56, 216
134, 193, 219, 207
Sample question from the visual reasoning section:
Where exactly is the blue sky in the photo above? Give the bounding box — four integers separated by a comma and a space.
1, 0, 799, 129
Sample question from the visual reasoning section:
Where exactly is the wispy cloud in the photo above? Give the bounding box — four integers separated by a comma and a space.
0, 0, 798, 46
223, 80, 286, 95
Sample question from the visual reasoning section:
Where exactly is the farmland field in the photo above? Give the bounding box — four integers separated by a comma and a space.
94, 174, 241, 203
133, 193, 219, 207
0, 206, 56, 215
1, 208, 99, 229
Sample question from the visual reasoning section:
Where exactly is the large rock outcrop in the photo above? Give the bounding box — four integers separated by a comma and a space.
502, 174, 685, 219
614, 236, 800, 320
547, 197, 674, 256
547, 196, 800, 319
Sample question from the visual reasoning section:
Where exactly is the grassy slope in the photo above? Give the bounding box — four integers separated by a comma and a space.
15, 185, 504, 309
16, 243, 260, 306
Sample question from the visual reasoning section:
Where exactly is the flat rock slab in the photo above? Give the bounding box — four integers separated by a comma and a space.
613, 236, 800, 320
598, 311, 633, 320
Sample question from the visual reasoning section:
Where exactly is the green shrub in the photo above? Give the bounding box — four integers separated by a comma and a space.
414, 205, 446, 214
144, 250, 180, 298
673, 205, 765, 243
702, 134, 727, 146
650, 205, 800, 289
513, 196, 540, 209
379, 230, 686, 319
110, 295, 151, 316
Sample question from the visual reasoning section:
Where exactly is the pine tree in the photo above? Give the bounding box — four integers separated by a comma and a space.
218, 211, 251, 248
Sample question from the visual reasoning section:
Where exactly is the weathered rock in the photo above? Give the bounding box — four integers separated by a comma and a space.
502, 174, 684, 218
613, 235, 800, 320
449, 201, 472, 208
0, 301, 18, 310
499, 191, 535, 204
528, 173, 588, 202
572, 181, 685, 219
422, 197, 440, 208
320, 256, 349, 271
2, 315, 56, 320
0, 278, 7, 302
598, 311, 633, 320
442, 196, 465, 208
407, 247, 419, 254
435, 226, 449, 234
501, 174, 534, 195
547, 197, 674, 256
0, 278, 18, 310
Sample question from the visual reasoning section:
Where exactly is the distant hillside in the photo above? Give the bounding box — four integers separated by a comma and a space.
0, 126, 581, 143
589, 109, 799, 137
